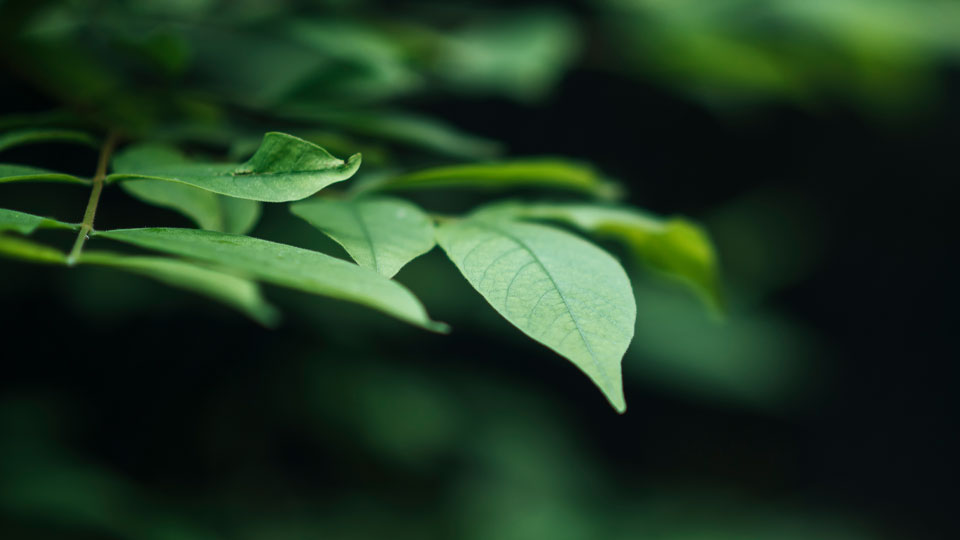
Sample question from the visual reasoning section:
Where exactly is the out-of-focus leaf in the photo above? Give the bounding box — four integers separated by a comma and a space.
604, 0, 960, 111
283, 109, 502, 159
437, 217, 635, 412
478, 202, 722, 311
79, 251, 280, 326
371, 160, 620, 199
0, 129, 99, 152
182, 26, 327, 106
434, 9, 580, 101
0, 164, 89, 185
283, 19, 422, 102
291, 196, 435, 278
95, 227, 447, 332
107, 133, 361, 202
0, 208, 77, 234
0, 110, 90, 131
0, 235, 68, 265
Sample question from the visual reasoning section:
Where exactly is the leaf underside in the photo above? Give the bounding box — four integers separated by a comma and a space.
95, 227, 447, 332
290, 196, 435, 278
436, 217, 635, 412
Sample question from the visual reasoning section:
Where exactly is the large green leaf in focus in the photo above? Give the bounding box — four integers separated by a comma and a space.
0, 129, 98, 152
477, 202, 722, 311
290, 197, 435, 278
371, 160, 620, 199
436, 217, 635, 412
0, 208, 76, 234
107, 132, 361, 202
0, 164, 88, 185
95, 228, 446, 332
114, 144, 261, 233
79, 252, 280, 326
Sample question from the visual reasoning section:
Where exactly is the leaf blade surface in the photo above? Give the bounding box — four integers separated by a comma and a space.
0, 208, 77, 234
79, 251, 280, 326
95, 227, 445, 332
290, 197, 435, 277
436, 217, 635, 411
108, 133, 361, 202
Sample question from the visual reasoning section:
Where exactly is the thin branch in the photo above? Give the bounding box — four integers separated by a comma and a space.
66, 131, 119, 265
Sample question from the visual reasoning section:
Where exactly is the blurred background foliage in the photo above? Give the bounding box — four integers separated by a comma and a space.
1, 0, 957, 538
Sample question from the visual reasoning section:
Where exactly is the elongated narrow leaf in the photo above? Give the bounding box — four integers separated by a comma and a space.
0, 235, 68, 265
0, 208, 77, 234
0, 129, 98, 152
0, 164, 89, 185
370, 159, 620, 199
283, 109, 502, 159
478, 202, 722, 310
436, 217, 635, 411
107, 132, 361, 202
290, 197, 435, 278
79, 252, 280, 326
114, 144, 260, 233
94, 228, 446, 332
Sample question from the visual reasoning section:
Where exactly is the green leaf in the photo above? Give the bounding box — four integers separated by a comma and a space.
370, 159, 621, 199
290, 196, 435, 278
0, 208, 77, 234
0, 235, 68, 265
283, 109, 502, 160
107, 132, 361, 202
436, 217, 635, 412
0, 164, 89, 185
114, 145, 262, 233
79, 251, 280, 326
478, 202, 723, 311
433, 9, 580, 101
0, 129, 98, 152
94, 228, 447, 332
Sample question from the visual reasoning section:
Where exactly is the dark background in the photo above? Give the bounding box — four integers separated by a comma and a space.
1, 1, 957, 538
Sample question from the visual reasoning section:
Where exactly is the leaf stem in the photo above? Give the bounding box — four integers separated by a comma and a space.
67, 131, 119, 265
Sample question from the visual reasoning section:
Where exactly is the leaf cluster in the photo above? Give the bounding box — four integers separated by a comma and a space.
0, 1, 721, 411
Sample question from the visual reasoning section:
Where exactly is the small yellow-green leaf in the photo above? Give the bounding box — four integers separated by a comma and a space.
370, 159, 621, 199
290, 197, 435, 278
79, 251, 280, 326
436, 217, 635, 412
479, 202, 723, 311
107, 133, 361, 202
94, 228, 447, 332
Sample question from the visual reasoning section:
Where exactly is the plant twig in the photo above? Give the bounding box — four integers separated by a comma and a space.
66, 131, 119, 265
